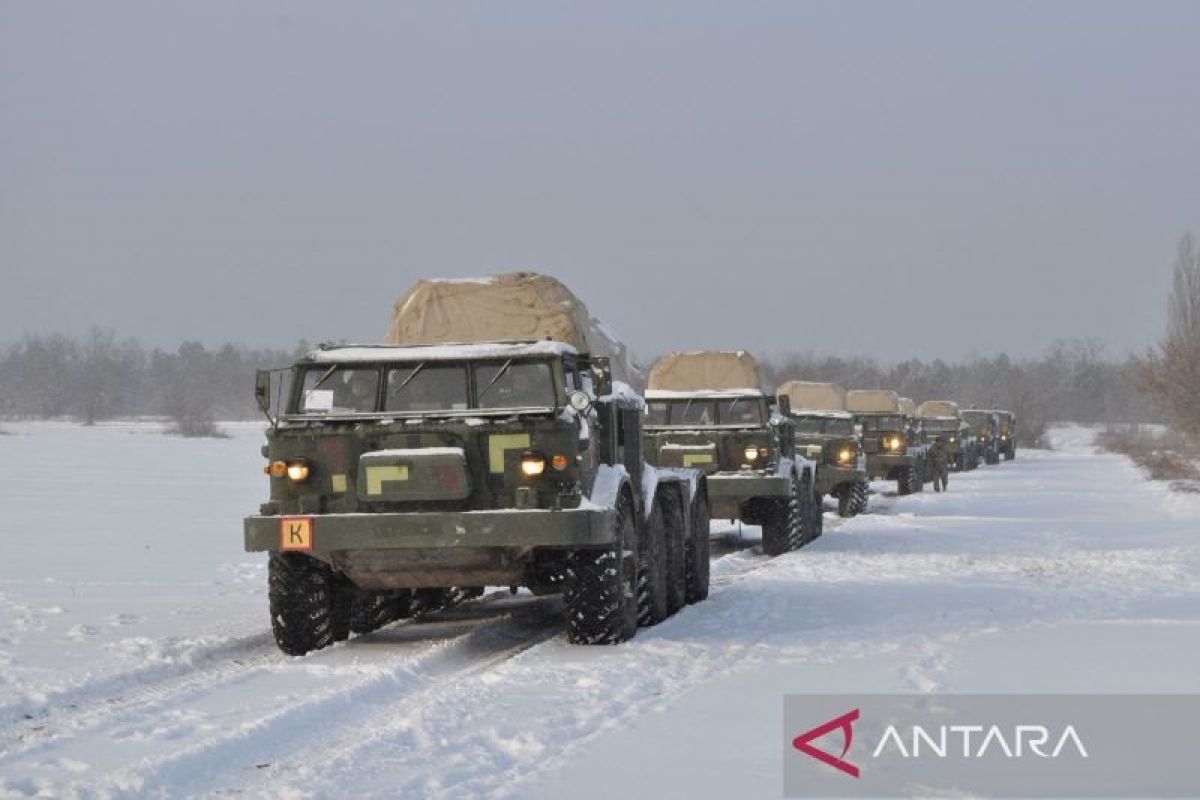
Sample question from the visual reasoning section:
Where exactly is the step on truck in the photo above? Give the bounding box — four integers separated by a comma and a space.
916, 400, 974, 472
846, 389, 931, 495
641, 351, 818, 557
962, 409, 1002, 465
244, 273, 708, 655
776, 381, 869, 517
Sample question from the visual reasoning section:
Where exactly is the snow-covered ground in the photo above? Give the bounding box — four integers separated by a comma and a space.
1, 422, 1198, 798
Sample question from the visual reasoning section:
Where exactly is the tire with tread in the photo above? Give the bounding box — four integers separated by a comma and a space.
269, 552, 337, 656
684, 491, 710, 604
660, 489, 687, 615
637, 499, 669, 626
565, 491, 639, 645
762, 474, 803, 556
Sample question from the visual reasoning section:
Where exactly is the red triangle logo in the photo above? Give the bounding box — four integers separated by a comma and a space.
792, 708, 861, 778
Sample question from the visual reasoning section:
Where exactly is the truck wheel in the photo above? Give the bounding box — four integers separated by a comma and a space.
844, 479, 869, 517
565, 491, 639, 644
332, 578, 353, 642
1004, 450, 1015, 461
269, 552, 337, 656
685, 492, 710, 604
637, 499, 669, 626
896, 467, 914, 496
808, 481, 824, 541
660, 490, 687, 615
763, 476, 803, 556
350, 590, 414, 634
837, 490, 852, 517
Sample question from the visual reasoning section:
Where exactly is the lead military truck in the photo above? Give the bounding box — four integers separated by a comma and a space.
245, 273, 709, 654
847, 389, 930, 495
776, 381, 869, 517
641, 351, 818, 557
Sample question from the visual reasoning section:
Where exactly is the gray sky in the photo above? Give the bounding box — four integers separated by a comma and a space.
3, 1, 1198, 362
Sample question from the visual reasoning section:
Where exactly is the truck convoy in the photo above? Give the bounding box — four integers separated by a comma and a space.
641, 351, 819, 556
846, 389, 930, 495
776, 381, 869, 518
244, 273, 709, 654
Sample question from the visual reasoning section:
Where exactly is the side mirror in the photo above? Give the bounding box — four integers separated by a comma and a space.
255, 370, 272, 414
591, 357, 613, 397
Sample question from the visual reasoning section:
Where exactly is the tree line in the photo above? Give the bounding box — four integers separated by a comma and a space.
0, 328, 1156, 444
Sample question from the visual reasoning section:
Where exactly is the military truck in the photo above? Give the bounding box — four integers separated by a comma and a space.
244, 273, 709, 654
777, 381, 869, 517
916, 400, 972, 472
994, 410, 1018, 460
962, 409, 1001, 465
846, 389, 930, 495
641, 351, 818, 557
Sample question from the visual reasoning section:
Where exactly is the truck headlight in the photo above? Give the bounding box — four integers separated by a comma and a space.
887, 436, 903, 451
743, 446, 760, 462
520, 451, 546, 477
286, 460, 311, 482
837, 448, 853, 464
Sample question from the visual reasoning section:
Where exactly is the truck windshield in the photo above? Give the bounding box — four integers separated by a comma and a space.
861, 415, 904, 431
795, 417, 854, 435
385, 364, 469, 412
297, 367, 380, 414
962, 412, 991, 426
644, 397, 763, 426
476, 361, 556, 409
922, 419, 959, 433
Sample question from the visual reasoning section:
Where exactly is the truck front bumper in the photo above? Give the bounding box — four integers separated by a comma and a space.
244, 505, 616, 554
863, 452, 914, 479
705, 472, 793, 501
814, 464, 864, 495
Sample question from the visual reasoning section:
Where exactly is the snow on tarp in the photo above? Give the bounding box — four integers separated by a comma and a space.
898, 397, 916, 416
647, 351, 762, 393
383, 272, 642, 388
845, 389, 902, 414
309, 341, 577, 363
776, 381, 846, 412
917, 400, 961, 418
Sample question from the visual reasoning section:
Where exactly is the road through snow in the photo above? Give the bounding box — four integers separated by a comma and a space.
1, 422, 1198, 798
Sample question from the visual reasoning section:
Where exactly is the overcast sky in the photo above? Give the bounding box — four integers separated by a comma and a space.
3, 1, 1198, 362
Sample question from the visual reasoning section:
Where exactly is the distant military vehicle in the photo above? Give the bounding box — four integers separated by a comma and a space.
917, 400, 973, 472
962, 409, 1001, 465
245, 273, 708, 654
777, 381, 869, 517
846, 389, 930, 495
641, 351, 818, 557
994, 410, 1017, 460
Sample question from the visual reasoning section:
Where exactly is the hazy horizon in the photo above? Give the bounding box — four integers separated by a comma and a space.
4, 2, 1197, 362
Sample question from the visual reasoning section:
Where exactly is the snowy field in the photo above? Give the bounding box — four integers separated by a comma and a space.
1, 422, 1199, 798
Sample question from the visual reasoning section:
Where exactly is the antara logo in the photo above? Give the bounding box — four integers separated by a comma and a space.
792, 709, 1089, 779
792, 709, 861, 778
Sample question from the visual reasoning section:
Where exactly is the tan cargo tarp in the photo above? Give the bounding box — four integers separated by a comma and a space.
845, 389, 901, 414
917, 400, 960, 418
776, 381, 846, 411
898, 397, 916, 416
647, 351, 762, 392
384, 272, 640, 386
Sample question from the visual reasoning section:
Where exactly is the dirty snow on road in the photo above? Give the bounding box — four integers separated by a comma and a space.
1, 423, 1198, 798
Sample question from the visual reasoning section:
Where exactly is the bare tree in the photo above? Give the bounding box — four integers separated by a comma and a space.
1135, 233, 1200, 439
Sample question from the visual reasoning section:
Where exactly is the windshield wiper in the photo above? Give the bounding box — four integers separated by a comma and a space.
390, 362, 427, 397
309, 364, 339, 392
478, 359, 513, 399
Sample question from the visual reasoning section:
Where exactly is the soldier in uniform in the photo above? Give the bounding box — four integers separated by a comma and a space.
929, 434, 950, 492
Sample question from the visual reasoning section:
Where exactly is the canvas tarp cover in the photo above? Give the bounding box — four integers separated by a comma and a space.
647, 351, 762, 392
776, 381, 846, 411
384, 272, 639, 385
917, 400, 960, 418
898, 397, 917, 415
845, 389, 901, 414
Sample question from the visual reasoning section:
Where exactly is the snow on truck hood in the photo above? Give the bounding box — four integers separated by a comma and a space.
306, 341, 578, 363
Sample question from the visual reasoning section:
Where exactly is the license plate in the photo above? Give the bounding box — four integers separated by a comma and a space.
279, 517, 313, 551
